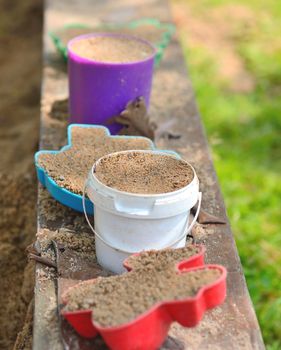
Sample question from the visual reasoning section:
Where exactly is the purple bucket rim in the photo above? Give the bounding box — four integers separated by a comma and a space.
67, 32, 156, 66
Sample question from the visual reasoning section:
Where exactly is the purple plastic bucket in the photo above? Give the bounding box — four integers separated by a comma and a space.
68, 33, 156, 134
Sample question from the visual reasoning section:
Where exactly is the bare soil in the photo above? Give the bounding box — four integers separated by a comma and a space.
0, 0, 42, 348
94, 151, 194, 194
64, 246, 221, 327
71, 35, 154, 63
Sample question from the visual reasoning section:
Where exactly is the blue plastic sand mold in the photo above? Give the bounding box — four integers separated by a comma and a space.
35, 124, 179, 215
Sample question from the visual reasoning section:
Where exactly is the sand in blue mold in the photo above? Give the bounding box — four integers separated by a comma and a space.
37, 126, 152, 195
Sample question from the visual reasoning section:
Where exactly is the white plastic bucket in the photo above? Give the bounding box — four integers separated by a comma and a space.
93, 216, 199, 274
83, 150, 201, 274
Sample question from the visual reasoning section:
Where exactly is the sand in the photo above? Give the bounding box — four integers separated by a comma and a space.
64, 246, 221, 327
0, 0, 42, 348
125, 245, 200, 271
37, 126, 152, 195
59, 25, 167, 49
94, 151, 194, 194
71, 35, 154, 63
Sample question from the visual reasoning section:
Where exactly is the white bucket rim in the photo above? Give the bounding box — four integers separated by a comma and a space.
90, 149, 198, 198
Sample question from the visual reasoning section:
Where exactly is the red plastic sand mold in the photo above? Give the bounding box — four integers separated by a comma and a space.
62, 245, 227, 350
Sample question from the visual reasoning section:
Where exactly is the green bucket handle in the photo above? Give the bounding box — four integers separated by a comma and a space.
49, 18, 175, 66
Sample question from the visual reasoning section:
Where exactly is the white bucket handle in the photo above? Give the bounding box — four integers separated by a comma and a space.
83, 180, 202, 254
82, 179, 121, 251
165, 191, 202, 247
83, 179, 137, 254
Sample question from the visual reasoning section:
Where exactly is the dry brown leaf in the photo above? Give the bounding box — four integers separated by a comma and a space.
107, 97, 156, 139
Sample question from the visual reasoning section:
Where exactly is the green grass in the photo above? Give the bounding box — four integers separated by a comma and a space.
173, 1, 281, 348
